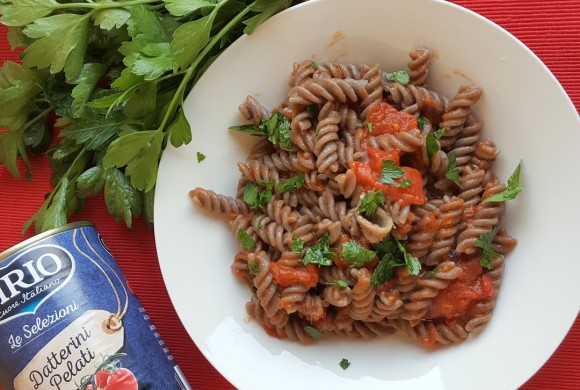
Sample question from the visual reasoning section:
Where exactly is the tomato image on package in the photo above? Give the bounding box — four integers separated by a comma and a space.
0, 222, 192, 390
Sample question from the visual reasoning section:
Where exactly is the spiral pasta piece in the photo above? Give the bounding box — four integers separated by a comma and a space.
408, 45, 431, 87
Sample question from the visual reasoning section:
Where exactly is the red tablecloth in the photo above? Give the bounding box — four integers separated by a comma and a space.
1, 1, 579, 389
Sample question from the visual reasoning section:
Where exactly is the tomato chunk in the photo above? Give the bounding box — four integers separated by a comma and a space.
367, 102, 418, 135
270, 262, 319, 289
367, 147, 400, 171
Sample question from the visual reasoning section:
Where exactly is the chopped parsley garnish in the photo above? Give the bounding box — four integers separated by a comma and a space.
237, 229, 255, 250
370, 253, 402, 287
243, 180, 274, 210
427, 269, 438, 277
278, 173, 305, 193
304, 325, 322, 340
248, 262, 260, 274
384, 70, 410, 85
482, 161, 523, 204
380, 160, 405, 185
302, 233, 335, 267
370, 235, 420, 285
475, 226, 500, 269
445, 153, 462, 187
396, 238, 421, 275
327, 279, 349, 288
366, 122, 373, 133
229, 111, 292, 149
196, 152, 206, 163
417, 117, 429, 131
357, 190, 385, 217
290, 235, 305, 253
339, 358, 351, 370
341, 240, 376, 268
426, 128, 445, 158
309, 61, 317, 69
397, 179, 413, 188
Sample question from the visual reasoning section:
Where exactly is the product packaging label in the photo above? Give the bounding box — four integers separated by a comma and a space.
0, 224, 192, 390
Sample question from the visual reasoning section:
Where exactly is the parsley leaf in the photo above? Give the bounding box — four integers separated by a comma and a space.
237, 228, 255, 250
475, 226, 500, 269
482, 161, 523, 203
76, 166, 105, 199
380, 160, 405, 185
445, 153, 462, 187
417, 117, 428, 131
230, 111, 292, 149
357, 190, 385, 217
384, 70, 410, 85
339, 358, 351, 370
102, 130, 164, 192
170, 7, 218, 71
396, 238, 421, 275
248, 262, 260, 274
196, 152, 206, 163
164, 0, 217, 17
290, 235, 305, 253
243, 180, 274, 210
304, 325, 322, 340
278, 173, 305, 193
103, 167, 142, 229
397, 179, 412, 188
366, 122, 373, 133
244, 0, 293, 34
302, 233, 335, 267
22, 13, 90, 81
327, 279, 349, 288
71, 63, 108, 119
0, 0, 57, 27
426, 128, 445, 158
169, 109, 193, 148
370, 253, 403, 288
341, 240, 376, 268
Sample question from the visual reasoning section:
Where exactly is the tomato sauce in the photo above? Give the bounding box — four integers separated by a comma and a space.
366, 102, 418, 135
270, 262, 319, 289
427, 257, 494, 320
351, 147, 426, 207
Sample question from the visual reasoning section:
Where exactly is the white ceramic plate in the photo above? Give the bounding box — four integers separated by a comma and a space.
154, 0, 580, 389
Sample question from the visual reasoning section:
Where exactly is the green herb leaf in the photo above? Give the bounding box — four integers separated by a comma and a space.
445, 153, 462, 187
71, 63, 108, 118
170, 10, 217, 71
237, 228, 255, 250
169, 109, 192, 148
426, 128, 445, 158
417, 117, 428, 131
230, 111, 292, 149
0, 61, 43, 131
339, 358, 351, 370
396, 239, 421, 275
104, 168, 142, 229
475, 226, 500, 269
357, 190, 385, 217
76, 165, 105, 199
243, 180, 274, 210
370, 253, 402, 288
341, 240, 376, 268
0, 0, 57, 27
244, 0, 293, 34
22, 13, 90, 81
327, 279, 349, 289
93, 6, 132, 31
482, 161, 523, 203
290, 235, 305, 253
278, 173, 305, 193
164, 0, 217, 17
248, 262, 260, 274
380, 160, 405, 185
196, 152, 206, 163
102, 130, 164, 192
302, 233, 334, 267
366, 122, 373, 133
60, 109, 123, 151
384, 70, 410, 85
304, 325, 322, 340
397, 179, 412, 188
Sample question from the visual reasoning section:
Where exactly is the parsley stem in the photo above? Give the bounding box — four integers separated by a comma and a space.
24, 107, 53, 130
156, 3, 253, 133
55, 0, 155, 10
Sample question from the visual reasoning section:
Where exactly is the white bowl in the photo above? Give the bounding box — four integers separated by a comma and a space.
154, 0, 580, 389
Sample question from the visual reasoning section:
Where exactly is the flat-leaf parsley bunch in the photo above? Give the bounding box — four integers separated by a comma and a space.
0, 0, 299, 233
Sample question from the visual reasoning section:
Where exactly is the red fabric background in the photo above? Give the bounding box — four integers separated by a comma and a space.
1, 1, 578, 389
